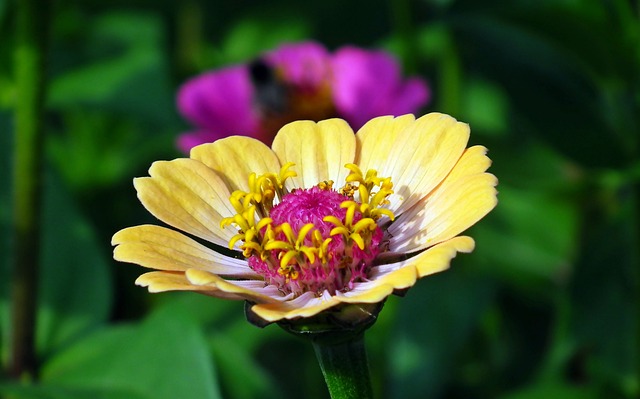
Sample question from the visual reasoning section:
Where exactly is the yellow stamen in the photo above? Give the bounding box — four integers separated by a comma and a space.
220, 162, 395, 293
279, 250, 299, 269
317, 180, 334, 190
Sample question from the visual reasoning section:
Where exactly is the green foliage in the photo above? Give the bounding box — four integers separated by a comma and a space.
0, 111, 13, 368
1, 0, 637, 398
39, 311, 221, 399
35, 172, 112, 358
387, 271, 496, 398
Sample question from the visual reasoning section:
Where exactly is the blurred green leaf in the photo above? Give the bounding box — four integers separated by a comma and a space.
387, 270, 495, 398
0, 112, 111, 373
35, 171, 112, 358
472, 184, 579, 293
210, 17, 309, 67
41, 311, 221, 399
500, 383, 599, 399
0, 382, 148, 399
150, 293, 287, 398
0, 0, 7, 24
210, 332, 282, 399
44, 11, 181, 193
0, 110, 12, 366
48, 12, 175, 124
462, 77, 509, 137
567, 187, 638, 396
0, 72, 12, 107
452, 4, 638, 168
150, 291, 241, 328
0, 116, 110, 367
488, 137, 580, 191
46, 110, 175, 191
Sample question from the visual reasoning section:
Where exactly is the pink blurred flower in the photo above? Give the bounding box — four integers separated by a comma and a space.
332, 46, 430, 129
176, 41, 430, 152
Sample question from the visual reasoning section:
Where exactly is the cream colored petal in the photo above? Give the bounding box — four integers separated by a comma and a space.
272, 119, 356, 189
388, 146, 494, 253
112, 225, 256, 277
185, 269, 284, 303
134, 158, 236, 247
250, 291, 341, 322
389, 171, 497, 253
356, 113, 469, 214
190, 136, 281, 192
387, 236, 473, 277
136, 271, 220, 294
354, 114, 415, 171
137, 271, 252, 300
442, 145, 492, 182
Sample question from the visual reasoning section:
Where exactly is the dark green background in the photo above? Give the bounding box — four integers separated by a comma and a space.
1, 0, 638, 398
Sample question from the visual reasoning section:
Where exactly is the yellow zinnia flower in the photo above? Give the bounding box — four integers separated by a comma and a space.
112, 113, 497, 323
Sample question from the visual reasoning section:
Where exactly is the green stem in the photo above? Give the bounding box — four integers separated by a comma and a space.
9, 0, 50, 378
312, 334, 373, 399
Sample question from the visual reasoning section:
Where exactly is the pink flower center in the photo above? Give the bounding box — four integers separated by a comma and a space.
221, 162, 395, 298
248, 187, 383, 296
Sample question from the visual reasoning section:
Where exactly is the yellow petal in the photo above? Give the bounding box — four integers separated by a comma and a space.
136, 271, 220, 294
134, 158, 236, 247
250, 291, 341, 322
136, 271, 255, 301
355, 114, 415, 169
112, 225, 255, 277
410, 235, 475, 277
389, 146, 495, 253
272, 119, 356, 189
356, 113, 469, 214
443, 145, 492, 182
185, 269, 284, 303
190, 136, 281, 192
389, 169, 497, 253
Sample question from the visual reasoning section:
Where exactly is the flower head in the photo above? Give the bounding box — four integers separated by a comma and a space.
176, 41, 430, 152
112, 113, 497, 323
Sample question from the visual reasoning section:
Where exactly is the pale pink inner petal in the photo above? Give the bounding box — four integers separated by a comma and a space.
230, 280, 294, 300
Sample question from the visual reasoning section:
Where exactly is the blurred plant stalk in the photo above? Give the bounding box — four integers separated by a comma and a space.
8, 0, 51, 378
